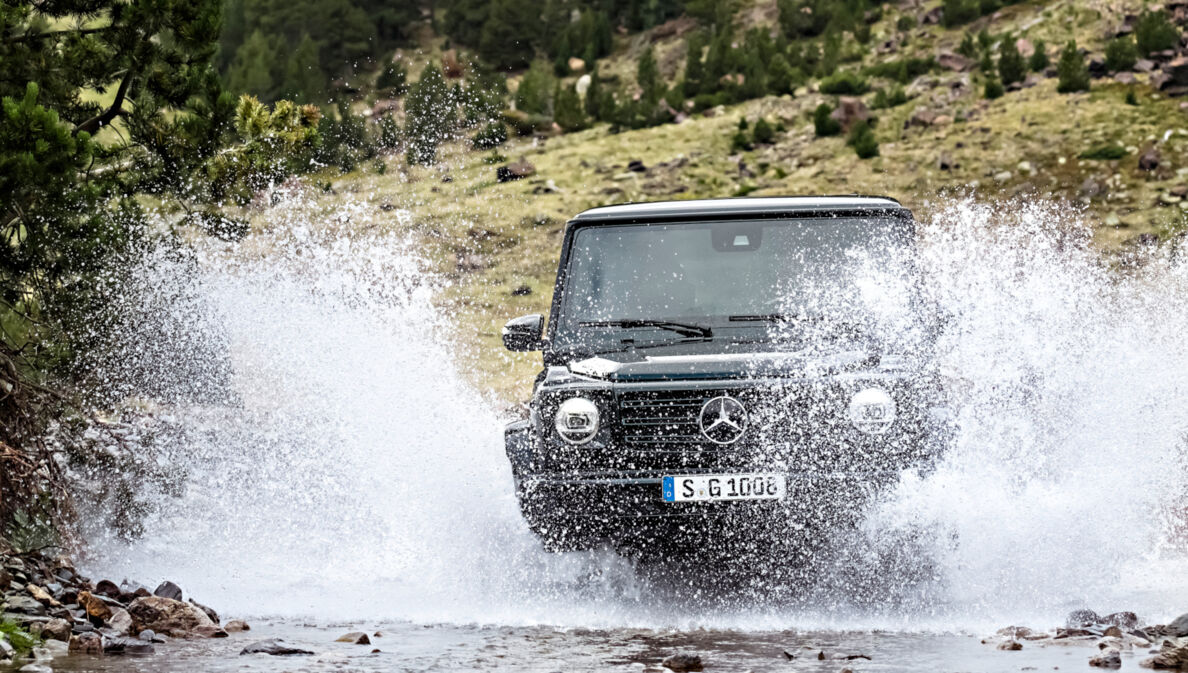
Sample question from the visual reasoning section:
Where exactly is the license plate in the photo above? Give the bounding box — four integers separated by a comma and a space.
662, 474, 786, 502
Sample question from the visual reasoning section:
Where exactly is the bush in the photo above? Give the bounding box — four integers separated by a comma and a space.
1079, 144, 1127, 160
865, 57, 935, 84
1029, 40, 1049, 71
752, 117, 775, 144
847, 120, 879, 158
1125, 89, 1139, 106
872, 86, 908, 109
1135, 10, 1180, 56
1056, 40, 1090, 93
958, 32, 978, 58
472, 121, 508, 149
897, 15, 916, 31
813, 103, 842, 137
998, 36, 1026, 85
1105, 36, 1138, 72
376, 61, 408, 95
983, 77, 1005, 99
942, 0, 980, 27
731, 130, 753, 152
819, 71, 869, 95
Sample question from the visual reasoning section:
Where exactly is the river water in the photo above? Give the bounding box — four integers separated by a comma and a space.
46, 199, 1188, 670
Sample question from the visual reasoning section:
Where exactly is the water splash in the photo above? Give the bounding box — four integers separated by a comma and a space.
83, 197, 1188, 631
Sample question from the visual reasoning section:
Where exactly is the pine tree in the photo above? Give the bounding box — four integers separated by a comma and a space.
1135, 10, 1180, 56
813, 103, 841, 137
683, 32, 707, 97
998, 35, 1025, 86
1105, 36, 1138, 72
405, 62, 457, 165
586, 64, 603, 119
768, 53, 797, 95
1028, 40, 1049, 71
638, 46, 661, 105
752, 117, 775, 144
479, 0, 540, 69
228, 29, 282, 101
282, 34, 327, 102
847, 119, 879, 158
1056, 40, 1090, 93
984, 77, 1004, 99
554, 82, 587, 131
515, 61, 553, 116
740, 44, 768, 99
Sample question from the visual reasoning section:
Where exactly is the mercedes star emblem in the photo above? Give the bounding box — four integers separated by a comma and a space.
698, 395, 748, 444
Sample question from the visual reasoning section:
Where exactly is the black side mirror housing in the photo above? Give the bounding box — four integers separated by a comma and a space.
503, 314, 545, 351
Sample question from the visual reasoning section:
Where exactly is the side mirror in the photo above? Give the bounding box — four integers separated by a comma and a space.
503, 314, 545, 352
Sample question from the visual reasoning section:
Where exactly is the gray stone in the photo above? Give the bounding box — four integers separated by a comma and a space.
0, 634, 14, 660
40, 618, 71, 642
661, 653, 704, 672
240, 639, 315, 656
103, 636, 155, 655
152, 581, 183, 602
1166, 612, 1188, 637
5, 595, 47, 616
335, 631, 370, 645
107, 606, 133, 635
1068, 609, 1103, 628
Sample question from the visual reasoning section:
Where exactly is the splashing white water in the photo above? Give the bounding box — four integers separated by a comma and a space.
83, 198, 1188, 631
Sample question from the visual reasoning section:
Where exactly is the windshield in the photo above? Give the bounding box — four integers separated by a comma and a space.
551, 217, 918, 353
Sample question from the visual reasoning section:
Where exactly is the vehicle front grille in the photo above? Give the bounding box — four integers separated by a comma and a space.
617, 389, 712, 446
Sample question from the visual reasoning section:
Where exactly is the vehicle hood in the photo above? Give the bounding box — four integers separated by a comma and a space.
566, 348, 878, 382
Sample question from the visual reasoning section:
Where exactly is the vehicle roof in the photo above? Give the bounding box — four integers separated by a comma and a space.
569, 196, 908, 224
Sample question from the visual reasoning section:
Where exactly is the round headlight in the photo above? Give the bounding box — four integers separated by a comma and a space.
848, 387, 896, 434
554, 397, 600, 444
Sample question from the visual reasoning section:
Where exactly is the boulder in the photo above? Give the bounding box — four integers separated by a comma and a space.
336, 631, 371, 645
41, 618, 71, 642
1161, 57, 1188, 89
662, 653, 704, 672
1104, 612, 1140, 630
1091, 648, 1123, 668
1135, 58, 1156, 73
627, 159, 647, 172
192, 625, 228, 638
830, 97, 870, 131
1068, 609, 1103, 628
0, 634, 13, 660
224, 619, 250, 633
907, 108, 937, 128
189, 599, 219, 625
495, 161, 535, 183
1167, 612, 1188, 637
1140, 640, 1188, 669
567, 57, 586, 73
103, 636, 155, 655
19, 664, 52, 673
153, 581, 183, 602
68, 632, 103, 655
5, 594, 47, 616
25, 584, 58, 608
1139, 147, 1162, 171
937, 50, 973, 72
240, 639, 315, 656
107, 606, 133, 635
998, 640, 1023, 651
1016, 38, 1035, 58
94, 580, 121, 599
1115, 72, 1138, 84
78, 591, 111, 625
126, 595, 214, 638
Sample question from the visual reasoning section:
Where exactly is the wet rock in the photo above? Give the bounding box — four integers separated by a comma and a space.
495, 161, 535, 183
240, 639, 315, 656
41, 618, 71, 642
336, 632, 371, 645
1091, 647, 1123, 668
0, 634, 13, 660
1139, 147, 1162, 171
998, 640, 1023, 650
138, 630, 156, 642
68, 632, 103, 655
627, 160, 647, 173
104, 636, 155, 655
107, 607, 133, 635
153, 581, 183, 602
189, 599, 219, 625
126, 595, 215, 637
1167, 612, 1188, 637
224, 620, 250, 633
26, 584, 58, 608
6, 594, 47, 616
661, 653, 704, 672
1103, 625, 1124, 638
1140, 639, 1188, 668
193, 625, 228, 638
71, 623, 94, 634
1068, 609, 1104, 628
77, 592, 111, 625
19, 664, 52, 673
94, 580, 121, 600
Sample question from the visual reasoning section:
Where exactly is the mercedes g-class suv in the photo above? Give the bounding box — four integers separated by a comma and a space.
503, 197, 946, 555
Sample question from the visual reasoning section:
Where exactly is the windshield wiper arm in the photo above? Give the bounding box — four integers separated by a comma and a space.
578, 318, 713, 338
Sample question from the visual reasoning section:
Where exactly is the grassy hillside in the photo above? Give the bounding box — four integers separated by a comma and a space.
244, 0, 1188, 405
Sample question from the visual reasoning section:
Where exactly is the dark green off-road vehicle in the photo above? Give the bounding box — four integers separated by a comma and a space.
502, 197, 948, 556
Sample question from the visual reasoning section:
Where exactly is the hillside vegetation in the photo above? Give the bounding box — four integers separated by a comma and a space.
228, 0, 1188, 403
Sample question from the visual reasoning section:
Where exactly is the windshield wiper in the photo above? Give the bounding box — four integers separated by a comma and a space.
728, 313, 866, 337
578, 318, 713, 339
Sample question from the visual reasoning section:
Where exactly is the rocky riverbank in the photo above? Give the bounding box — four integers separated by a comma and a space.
985, 609, 1188, 670
0, 546, 244, 671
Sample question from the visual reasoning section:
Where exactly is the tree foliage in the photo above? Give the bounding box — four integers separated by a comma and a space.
405, 63, 458, 165
1056, 40, 1090, 93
